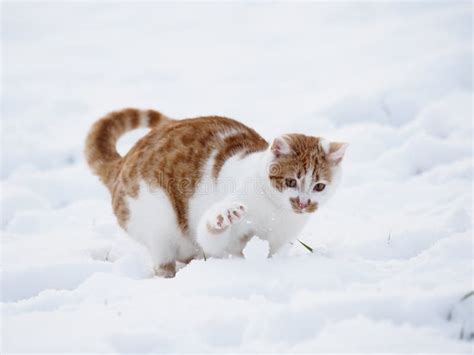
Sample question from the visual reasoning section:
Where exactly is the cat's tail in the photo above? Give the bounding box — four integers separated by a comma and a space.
85, 108, 172, 187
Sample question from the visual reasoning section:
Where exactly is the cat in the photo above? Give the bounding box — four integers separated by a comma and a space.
85, 108, 347, 277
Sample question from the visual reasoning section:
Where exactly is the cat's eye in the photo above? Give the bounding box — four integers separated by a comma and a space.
285, 178, 297, 188
313, 183, 326, 192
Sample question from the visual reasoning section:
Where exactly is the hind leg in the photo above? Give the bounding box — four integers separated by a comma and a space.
126, 184, 183, 278
149, 235, 179, 278
154, 262, 176, 278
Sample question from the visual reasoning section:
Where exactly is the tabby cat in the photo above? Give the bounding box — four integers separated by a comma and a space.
85, 108, 347, 277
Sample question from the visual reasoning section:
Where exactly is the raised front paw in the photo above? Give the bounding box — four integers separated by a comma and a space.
207, 202, 247, 232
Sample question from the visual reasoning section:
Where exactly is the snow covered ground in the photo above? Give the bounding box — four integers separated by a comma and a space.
1, 2, 473, 353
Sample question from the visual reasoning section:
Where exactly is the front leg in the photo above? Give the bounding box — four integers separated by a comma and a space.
266, 232, 294, 258
266, 215, 308, 257
196, 202, 247, 257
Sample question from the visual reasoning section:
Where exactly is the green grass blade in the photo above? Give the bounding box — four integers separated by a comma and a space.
298, 239, 314, 253
460, 290, 474, 302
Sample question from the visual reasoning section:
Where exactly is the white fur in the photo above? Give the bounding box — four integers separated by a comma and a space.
126, 182, 198, 269
217, 128, 239, 140
139, 110, 149, 127
320, 138, 330, 154
328, 143, 348, 162
126, 145, 344, 272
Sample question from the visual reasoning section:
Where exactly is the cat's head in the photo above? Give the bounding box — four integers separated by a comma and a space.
265, 134, 347, 214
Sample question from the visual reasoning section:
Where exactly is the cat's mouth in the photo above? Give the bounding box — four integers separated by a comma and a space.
289, 197, 318, 214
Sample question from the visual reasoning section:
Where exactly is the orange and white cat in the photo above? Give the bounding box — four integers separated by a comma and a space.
85, 108, 347, 277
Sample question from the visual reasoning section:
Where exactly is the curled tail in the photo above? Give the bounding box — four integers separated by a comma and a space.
85, 108, 171, 188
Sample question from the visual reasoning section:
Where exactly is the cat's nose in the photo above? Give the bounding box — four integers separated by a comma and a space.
298, 199, 310, 209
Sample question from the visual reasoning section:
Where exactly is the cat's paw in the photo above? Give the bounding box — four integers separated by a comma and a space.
154, 263, 176, 278
208, 203, 247, 232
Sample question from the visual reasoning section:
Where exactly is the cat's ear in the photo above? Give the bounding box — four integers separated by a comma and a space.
271, 136, 292, 157
324, 141, 348, 164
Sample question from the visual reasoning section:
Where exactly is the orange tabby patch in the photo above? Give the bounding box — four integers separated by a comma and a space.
85, 109, 268, 233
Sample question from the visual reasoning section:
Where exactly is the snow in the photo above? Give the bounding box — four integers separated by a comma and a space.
1, 2, 473, 353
